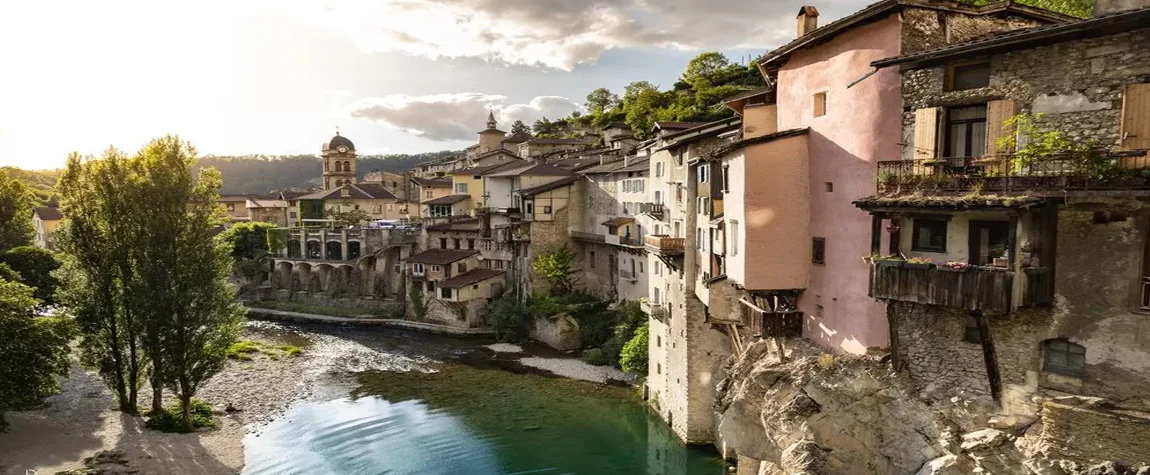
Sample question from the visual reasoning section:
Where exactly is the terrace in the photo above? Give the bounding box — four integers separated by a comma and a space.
875, 152, 1150, 194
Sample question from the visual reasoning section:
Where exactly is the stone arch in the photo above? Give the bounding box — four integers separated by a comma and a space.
348, 241, 362, 260
276, 261, 293, 290
357, 256, 377, 298
316, 264, 334, 294
336, 264, 353, 297
294, 263, 313, 293
325, 241, 343, 260
343, 161, 352, 172
287, 240, 301, 258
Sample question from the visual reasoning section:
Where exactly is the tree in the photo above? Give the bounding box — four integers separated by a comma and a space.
510, 120, 532, 135
532, 246, 579, 295
585, 88, 620, 115
0, 277, 74, 432
0, 169, 34, 251
619, 323, 649, 373
326, 207, 372, 227
218, 222, 277, 260
683, 52, 731, 89
0, 246, 61, 308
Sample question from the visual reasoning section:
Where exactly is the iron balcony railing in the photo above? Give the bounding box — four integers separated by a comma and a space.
876, 151, 1150, 193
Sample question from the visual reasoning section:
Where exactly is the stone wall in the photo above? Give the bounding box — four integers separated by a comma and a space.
266, 289, 404, 317
528, 204, 575, 296
900, 7, 1049, 56
420, 298, 486, 328
1038, 399, 1150, 467
902, 28, 1150, 160
530, 313, 581, 351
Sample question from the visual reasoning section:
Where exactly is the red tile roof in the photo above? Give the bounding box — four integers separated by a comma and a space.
438, 269, 506, 289
405, 249, 478, 265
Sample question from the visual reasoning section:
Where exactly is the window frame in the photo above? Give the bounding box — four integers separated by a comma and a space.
1042, 338, 1086, 378
911, 217, 948, 253
946, 60, 991, 91
813, 91, 827, 117
812, 237, 826, 265
943, 104, 988, 158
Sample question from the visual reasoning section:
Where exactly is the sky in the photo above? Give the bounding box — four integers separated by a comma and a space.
0, 0, 869, 170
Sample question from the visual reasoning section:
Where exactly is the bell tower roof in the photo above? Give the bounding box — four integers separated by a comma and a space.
486, 110, 497, 129
323, 130, 355, 152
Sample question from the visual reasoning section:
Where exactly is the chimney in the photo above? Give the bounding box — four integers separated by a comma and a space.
797, 6, 819, 37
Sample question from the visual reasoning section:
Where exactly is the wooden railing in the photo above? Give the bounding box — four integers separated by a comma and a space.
876, 151, 1150, 193
645, 235, 685, 253
870, 263, 1013, 314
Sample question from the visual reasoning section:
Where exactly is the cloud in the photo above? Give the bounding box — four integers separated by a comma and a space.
285, 0, 870, 70
349, 93, 581, 141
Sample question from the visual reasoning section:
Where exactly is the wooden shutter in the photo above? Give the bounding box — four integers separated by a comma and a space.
985, 99, 1018, 157
1121, 84, 1150, 150
914, 107, 941, 160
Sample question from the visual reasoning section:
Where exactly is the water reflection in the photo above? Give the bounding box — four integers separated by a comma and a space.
243, 397, 502, 475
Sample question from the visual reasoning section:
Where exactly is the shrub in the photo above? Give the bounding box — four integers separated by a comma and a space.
226, 340, 261, 360
145, 398, 216, 433
0, 246, 61, 307
484, 296, 532, 342
582, 347, 611, 366
619, 324, 649, 373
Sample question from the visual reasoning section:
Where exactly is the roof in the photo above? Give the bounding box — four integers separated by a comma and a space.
580, 160, 626, 175
551, 157, 602, 171
426, 218, 481, 232
602, 217, 634, 227
424, 194, 471, 205
218, 194, 252, 201
405, 249, 479, 265
722, 87, 773, 104
33, 206, 62, 221
410, 177, 452, 187
657, 117, 743, 150
246, 199, 289, 208
518, 175, 581, 196
486, 162, 573, 178
756, 0, 1076, 69
873, 7, 1150, 69
323, 132, 355, 151
297, 183, 397, 201
451, 160, 528, 176
278, 189, 312, 200
523, 137, 588, 145
502, 131, 534, 144
438, 269, 506, 289
615, 158, 651, 173
478, 128, 508, 135
709, 128, 810, 159
653, 121, 710, 133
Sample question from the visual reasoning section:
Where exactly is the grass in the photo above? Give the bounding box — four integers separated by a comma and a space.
227, 339, 303, 361
144, 398, 216, 433
245, 300, 376, 318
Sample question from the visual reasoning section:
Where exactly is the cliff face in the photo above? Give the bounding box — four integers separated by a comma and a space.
713, 340, 1150, 475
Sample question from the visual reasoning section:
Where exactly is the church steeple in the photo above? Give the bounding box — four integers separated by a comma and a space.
486, 110, 497, 129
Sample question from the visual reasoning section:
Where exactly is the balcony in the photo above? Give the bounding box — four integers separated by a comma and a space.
870, 263, 1052, 314
642, 300, 666, 319
645, 235, 685, 255
641, 203, 665, 220
605, 234, 644, 248
570, 230, 605, 243
875, 151, 1150, 194
619, 269, 637, 281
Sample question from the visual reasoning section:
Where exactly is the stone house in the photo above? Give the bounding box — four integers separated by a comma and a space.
218, 194, 252, 224
362, 170, 409, 201
518, 137, 595, 159
295, 183, 407, 224
853, 5, 1150, 463
32, 206, 62, 250
246, 199, 290, 227
410, 176, 454, 218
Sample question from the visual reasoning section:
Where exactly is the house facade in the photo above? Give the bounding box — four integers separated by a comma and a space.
32, 206, 62, 250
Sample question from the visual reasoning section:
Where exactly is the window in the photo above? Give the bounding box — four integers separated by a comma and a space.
824, 182, 833, 193
947, 61, 991, 91
813, 92, 827, 117
656, 162, 664, 177
812, 237, 826, 265
412, 263, 425, 274
440, 237, 448, 248
526, 202, 534, 215
454, 238, 461, 249
290, 211, 297, 219
656, 335, 661, 347
1043, 339, 1086, 377
676, 185, 683, 203
945, 105, 988, 158
425, 190, 434, 198
729, 220, 739, 256
353, 204, 360, 210
590, 251, 596, 269
429, 204, 453, 217
696, 228, 704, 250
457, 263, 466, 273
638, 261, 644, 273
697, 166, 708, 183
721, 165, 730, 193
656, 363, 662, 375
654, 190, 663, 205
455, 183, 468, 193
426, 281, 434, 291
431, 265, 441, 272
468, 239, 475, 250
697, 197, 709, 214
373, 205, 382, 213
912, 218, 948, 253
441, 287, 453, 299
674, 148, 684, 166
969, 221, 1010, 266
543, 206, 552, 214
226, 203, 236, 212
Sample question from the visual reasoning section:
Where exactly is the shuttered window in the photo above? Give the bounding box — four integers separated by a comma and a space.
1121, 84, 1150, 150
913, 107, 941, 160
985, 99, 1017, 157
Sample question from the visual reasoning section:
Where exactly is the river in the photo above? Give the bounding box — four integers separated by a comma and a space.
239, 321, 725, 475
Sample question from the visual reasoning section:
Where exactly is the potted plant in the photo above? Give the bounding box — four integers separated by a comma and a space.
875, 255, 905, 268
903, 257, 933, 270
938, 261, 972, 272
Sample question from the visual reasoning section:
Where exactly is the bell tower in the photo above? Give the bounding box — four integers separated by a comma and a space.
321, 130, 357, 190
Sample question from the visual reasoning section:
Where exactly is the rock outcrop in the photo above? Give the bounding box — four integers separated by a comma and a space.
714, 340, 1150, 475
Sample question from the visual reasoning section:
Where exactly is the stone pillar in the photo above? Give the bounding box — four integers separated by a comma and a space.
341, 230, 350, 262
320, 229, 329, 259
299, 229, 308, 258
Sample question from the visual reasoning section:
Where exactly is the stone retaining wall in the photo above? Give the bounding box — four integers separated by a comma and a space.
1039, 399, 1150, 467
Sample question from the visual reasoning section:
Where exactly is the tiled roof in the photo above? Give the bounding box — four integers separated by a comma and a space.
502, 131, 534, 144
297, 183, 398, 201
426, 218, 481, 232
410, 177, 452, 187
486, 162, 573, 178
33, 206, 62, 221
405, 249, 478, 265
654, 121, 710, 132
602, 217, 634, 227
709, 128, 810, 159
580, 161, 626, 175
524, 137, 588, 145
352, 183, 399, 200
872, 7, 1150, 69
424, 194, 471, 205
722, 87, 773, 104
552, 157, 602, 171
246, 199, 289, 208
615, 158, 650, 173
438, 269, 505, 289
518, 175, 581, 196
657, 117, 742, 149
452, 160, 527, 176
218, 194, 252, 201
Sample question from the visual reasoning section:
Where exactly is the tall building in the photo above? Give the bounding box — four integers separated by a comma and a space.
322, 131, 357, 190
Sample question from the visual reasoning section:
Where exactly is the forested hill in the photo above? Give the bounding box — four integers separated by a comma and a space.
195, 150, 460, 194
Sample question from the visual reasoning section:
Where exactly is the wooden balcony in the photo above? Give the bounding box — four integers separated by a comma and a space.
645, 235, 685, 255
870, 263, 1014, 314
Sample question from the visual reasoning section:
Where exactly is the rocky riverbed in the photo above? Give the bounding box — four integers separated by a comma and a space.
0, 321, 647, 475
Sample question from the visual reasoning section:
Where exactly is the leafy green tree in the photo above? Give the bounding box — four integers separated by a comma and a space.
218, 221, 277, 260
510, 120, 532, 135
0, 277, 74, 432
0, 246, 61, 308
326, 207, 372, 227
585, 88, 620, 115
619, 323, 649, 373
532, 246, 579, 295
683, 52, 731, 89
0, 169, 34, 251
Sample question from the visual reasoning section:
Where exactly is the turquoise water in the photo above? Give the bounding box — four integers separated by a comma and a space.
243, 359, 724, 475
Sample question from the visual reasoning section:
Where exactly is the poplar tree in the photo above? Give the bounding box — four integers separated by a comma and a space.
0, 169, 34, 250
0, 278, 74, 432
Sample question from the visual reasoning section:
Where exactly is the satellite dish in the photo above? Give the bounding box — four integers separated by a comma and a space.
477, 255, 485, 260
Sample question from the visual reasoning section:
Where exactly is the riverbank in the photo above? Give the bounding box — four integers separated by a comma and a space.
0, 321, 649, 475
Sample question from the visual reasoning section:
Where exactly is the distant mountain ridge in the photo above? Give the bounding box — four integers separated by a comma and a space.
197, 150, 461, 194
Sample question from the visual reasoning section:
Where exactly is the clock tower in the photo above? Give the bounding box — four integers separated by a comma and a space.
321, 131, 357, 190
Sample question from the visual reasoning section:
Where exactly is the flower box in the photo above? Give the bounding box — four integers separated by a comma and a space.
938, 266, 969, 272
903, 262, 933, 270
876, 260, 904, 268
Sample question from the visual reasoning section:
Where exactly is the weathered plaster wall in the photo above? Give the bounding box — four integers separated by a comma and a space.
777, 14, 901, 354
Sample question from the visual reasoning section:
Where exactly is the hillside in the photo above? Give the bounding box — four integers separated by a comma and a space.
1, 167, 60, 207
195, 150, 459, 194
